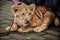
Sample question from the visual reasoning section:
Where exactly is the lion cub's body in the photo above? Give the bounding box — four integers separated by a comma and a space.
6, 3, 59, 32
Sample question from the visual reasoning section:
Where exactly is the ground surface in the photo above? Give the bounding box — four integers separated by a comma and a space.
0, 0, 60, 40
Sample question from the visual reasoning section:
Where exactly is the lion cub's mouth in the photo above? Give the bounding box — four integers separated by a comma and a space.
17, 20, 31, 27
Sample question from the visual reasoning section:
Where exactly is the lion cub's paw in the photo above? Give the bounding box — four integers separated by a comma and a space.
33, 26, 47, 32
6, 26, 17, 32
6, 26, 11, 32
18, 27, 33, 32
33, 27, 42, 32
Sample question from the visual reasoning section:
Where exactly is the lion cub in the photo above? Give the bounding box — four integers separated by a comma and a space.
6, 3, 59, 32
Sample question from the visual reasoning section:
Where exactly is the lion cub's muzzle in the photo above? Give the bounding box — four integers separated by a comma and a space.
25, 20, 30, 24
18, 20, 31, 27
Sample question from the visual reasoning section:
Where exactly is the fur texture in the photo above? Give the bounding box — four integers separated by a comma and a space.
6, 3, 60, 32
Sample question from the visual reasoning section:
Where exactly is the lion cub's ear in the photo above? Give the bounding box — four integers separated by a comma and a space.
11, 5, 19, 14
29, 4, 35, 12
11, 3, 28, 14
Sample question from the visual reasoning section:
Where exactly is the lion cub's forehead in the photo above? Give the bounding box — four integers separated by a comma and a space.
18, 6, 31, 13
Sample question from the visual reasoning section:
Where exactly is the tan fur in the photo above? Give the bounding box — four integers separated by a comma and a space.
6, 3, 60, 32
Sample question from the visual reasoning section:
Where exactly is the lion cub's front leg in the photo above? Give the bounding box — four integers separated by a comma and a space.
33, 17, 50, 32
18, 27, 33, 32
33, 25, 47, 32
6, 18, 18, 32
6, 23, 18, 32
33, 11, 55, 32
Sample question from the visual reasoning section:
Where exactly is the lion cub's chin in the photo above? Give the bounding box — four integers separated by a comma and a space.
17, 20, 30, 27
18, 22, 29, 27
18, 23, 28, 27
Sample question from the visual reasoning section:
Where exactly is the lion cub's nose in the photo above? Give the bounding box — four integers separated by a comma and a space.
26, 21, 29, 24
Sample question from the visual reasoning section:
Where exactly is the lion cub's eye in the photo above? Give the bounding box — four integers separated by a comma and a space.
22, 13, 25, 16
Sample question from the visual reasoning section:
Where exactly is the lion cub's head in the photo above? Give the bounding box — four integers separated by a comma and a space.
12, 3, 35, 27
